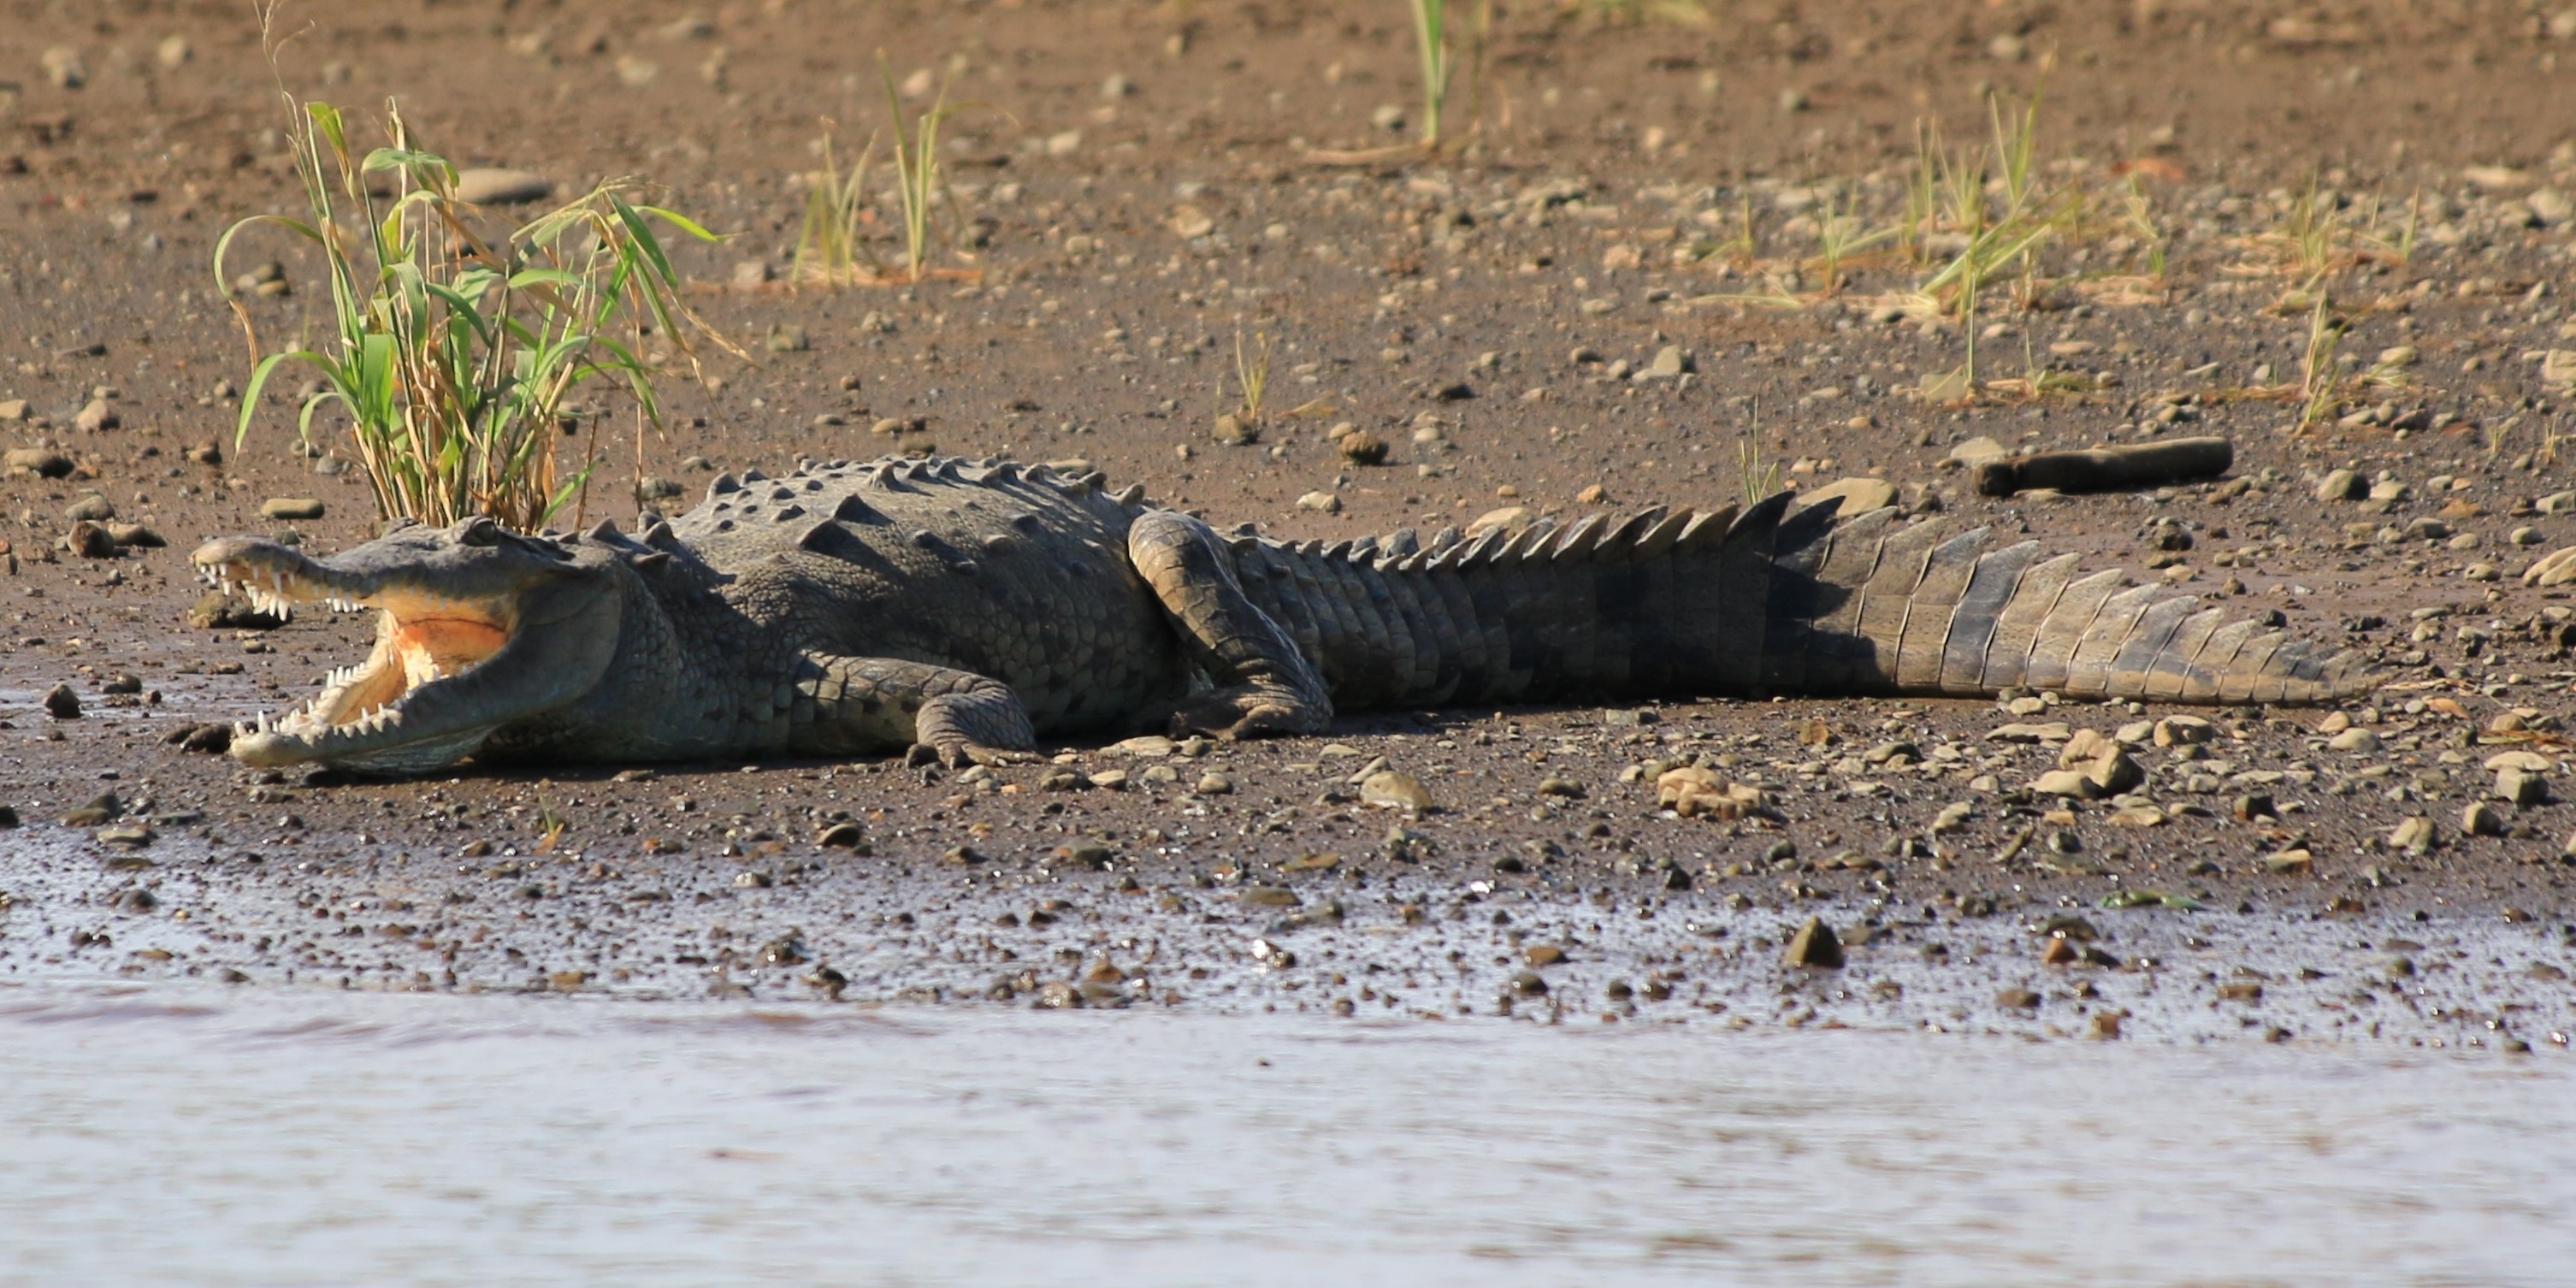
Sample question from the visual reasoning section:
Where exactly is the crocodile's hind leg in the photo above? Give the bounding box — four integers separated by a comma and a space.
789, 654, 1040, 768
1128, 510, 1333, 739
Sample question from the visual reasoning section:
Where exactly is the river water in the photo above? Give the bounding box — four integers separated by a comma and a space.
2, 983, 2567, 1287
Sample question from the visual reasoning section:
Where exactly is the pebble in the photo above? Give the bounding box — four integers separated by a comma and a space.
261, 498, 326, 521
1996, 989, 2042, 1011
1635, 346, 1693, 380
2326, 728, 2381, 753
1358, 771, 1434, 812
2389, 816, 2437, 852
42, 684, 81, 719
63, 522, 121, 558
2461, 801, 2505, 836
42, 45, 86, 89
765, 324, 809, 353
1947, 435, 2008, 464
1295, 490, 1340, 514
1793, 476, 1895, 513
1168, 205, 1215, 239
1522, 943, 1567, 966
452, 168, 553, 205
1243, 886, 1301, 907
815, 821, 867, 849
1781, 917, 1844, 969
2496, 767, 2546, 806
95, 823, 155, 848
1987, 722, 2071, 742
1087, 769, 1130, 790
1338, 431, 1388, 465
2153, 715, 2214, 747
2264, 850, 2314, 876
4, 448, 73, 478
74, 399, 119, 433
1196, 771, 1233, 795
64, 493, 115, 522
1466, 505, 1529, 536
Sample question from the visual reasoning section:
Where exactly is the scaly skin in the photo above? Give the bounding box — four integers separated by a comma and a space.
189, 455, 2375, 775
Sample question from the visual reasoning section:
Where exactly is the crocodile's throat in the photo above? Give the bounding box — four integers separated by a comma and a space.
197, 555, 517, 765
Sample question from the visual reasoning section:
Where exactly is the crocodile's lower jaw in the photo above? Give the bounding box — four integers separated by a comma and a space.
228, 721, 500, 774
199, 563, 518, 769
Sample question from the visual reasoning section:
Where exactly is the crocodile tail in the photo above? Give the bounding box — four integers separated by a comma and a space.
1231, 498, 2374, 710
1758, 499, 2376, 704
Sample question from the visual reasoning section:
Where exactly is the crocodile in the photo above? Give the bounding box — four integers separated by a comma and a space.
189, 455, 2375, 774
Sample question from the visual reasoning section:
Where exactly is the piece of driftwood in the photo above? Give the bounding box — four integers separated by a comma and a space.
1971, 436, 2233, 497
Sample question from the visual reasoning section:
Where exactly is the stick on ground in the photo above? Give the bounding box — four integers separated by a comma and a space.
1972, 436, 2233, 497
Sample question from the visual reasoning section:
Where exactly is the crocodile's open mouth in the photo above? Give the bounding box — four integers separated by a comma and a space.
196, 547, 517, 765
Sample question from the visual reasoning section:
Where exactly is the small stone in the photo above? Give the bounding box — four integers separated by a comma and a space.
42, 45, 86, 89
2264, 850, 2314, 876
95, 823, 155, 848
1358, 771, 1434, 812
2496, 767, 2546, 806
1522, 943, 1567, 966
451, 168, 553, 205
1996, 989, 2042, 1011
4, 448, 74, 478
1988, 721, 2071, 743
2031, 769, 2092, 798
260, 498, 325, 521
2485, 749, 2551, 773
60, 793, 117, 826
765, 324, 809, 353
2461, 801, 2506, 836
2153, 715, 2214, 747
1635, 346, 1693, 380
42, 684, 81, 719
74, 399, 119, 433
1168, 204, 1215, 239
2315, 468, 2364, 502
1947, 435, 2009, 465
815, 821, 867, 849
2388, 816, 2436, 852
1535, 777, 1586, 799
1338, 431, 1388, 465
1242, 886, 1301, 907
1295, 490, 1341, 514
1087, 769, 1129, 791
64, 494, 114, 523
1196, 771, 1233, 795
1466, 505, 1530, 536
1781, 917, 1844, 969
63, 522, 121, 558
2325, 727, 2381, 753
1031, 981, 1084, 1009
1793, 476, 1895, 513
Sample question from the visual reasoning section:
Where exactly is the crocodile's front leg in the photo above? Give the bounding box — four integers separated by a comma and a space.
787, 654, 1040, 767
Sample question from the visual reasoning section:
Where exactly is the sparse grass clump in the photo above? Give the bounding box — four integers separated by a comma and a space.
792, 123, 882, 287
1406, 0, 1455, 150
217, 91, 730, 531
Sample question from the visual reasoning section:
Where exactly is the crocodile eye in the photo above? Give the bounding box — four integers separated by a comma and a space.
458, 516, 503, 547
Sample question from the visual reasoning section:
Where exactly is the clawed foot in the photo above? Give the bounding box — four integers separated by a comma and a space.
906, 739, 1042, 770
1161, 698, 1314, 742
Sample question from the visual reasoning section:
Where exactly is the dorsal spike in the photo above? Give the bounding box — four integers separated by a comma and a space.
643, 521, 679, 549
1113, 483, 1146, 506
583, 519, 623, 543
708, 472, 741, 497
741, 468, 769, 483
632, 550, 671, 571
831, 493, 881, 523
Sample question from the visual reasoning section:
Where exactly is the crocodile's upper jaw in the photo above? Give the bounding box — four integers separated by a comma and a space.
192, 517, 626, 773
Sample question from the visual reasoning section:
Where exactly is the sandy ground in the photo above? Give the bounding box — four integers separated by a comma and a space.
2, 0, 2574, 1047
